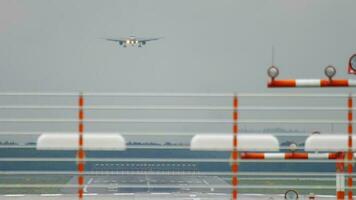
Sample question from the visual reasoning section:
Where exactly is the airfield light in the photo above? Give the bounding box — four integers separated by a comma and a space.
285, 190, 299, 200
349, 54, 356, 73
324, 65, 336, 80
267, 66, 279, 80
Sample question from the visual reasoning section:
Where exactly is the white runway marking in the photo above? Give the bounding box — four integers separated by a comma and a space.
40, 194, 62, 196
113, 193, 134, 195
83, 193, 98, 196
4, 195, 25, 197
84, 177, 94, 193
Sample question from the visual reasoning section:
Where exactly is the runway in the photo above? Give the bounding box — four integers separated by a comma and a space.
63, 175, 229, 194
0, 175, 340, 199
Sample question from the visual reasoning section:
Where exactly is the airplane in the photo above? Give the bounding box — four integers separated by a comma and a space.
105, 35, 162, 47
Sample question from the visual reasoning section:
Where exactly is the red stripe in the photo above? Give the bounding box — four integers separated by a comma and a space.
232, 176, 238, 185
232, 150, 238, 160
320, 79, 349, 87
233, 123, 238, 134
78, 188, 84, 198
232, 190, 238, 199
284, 153, 308, 160
337, 191, 345, 199
231, 162, 238, 173
240, 153, 265, 159
348, 191, 353, 200
79, 110, 84, 120
79, 123, 84, 133
78, 135, 84, 146
79, 96, 84, 107
268, 80, 296, 87
77, 163, 85, 172
328, 153, 337, 160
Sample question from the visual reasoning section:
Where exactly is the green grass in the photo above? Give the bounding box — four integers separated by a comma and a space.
0, 175, 72, 194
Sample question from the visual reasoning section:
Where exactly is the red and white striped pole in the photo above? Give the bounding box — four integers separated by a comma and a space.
77, 93, 85, 200
267, 65, 356, 88
347, 95, 353, 200
240, 152, 337, 160
268, 79, 356, 88
231, 95, 239, 200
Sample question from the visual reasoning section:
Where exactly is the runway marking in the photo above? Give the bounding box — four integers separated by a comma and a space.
113, 193, 134, 195
4, 194, 25, 197
40, 194, 63, 196
150, 192, 171, 195
83, 193, 98, 196
207, 193, 227, 196
83, 177, 94, 193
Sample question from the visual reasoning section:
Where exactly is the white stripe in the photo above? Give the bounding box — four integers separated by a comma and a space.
336, 174, 340, 191
348, 79, 356, 86
296, 79, 321, 87
264, 153, 284, 159
308, 153, 330, 159
340, 173, 345, 191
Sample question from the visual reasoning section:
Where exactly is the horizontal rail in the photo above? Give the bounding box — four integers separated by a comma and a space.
0, 132, 326, 136
0, 118, 354, 124
0, 105, 354, 111
0, 92, 354, 97
0, 144, 318, 149
0, 171, 352, 177
0, 158, 354, 163
0, 184, 349, 190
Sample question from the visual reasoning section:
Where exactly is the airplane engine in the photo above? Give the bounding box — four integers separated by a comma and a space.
119, 41, 123, 45
141, 41, 146, 45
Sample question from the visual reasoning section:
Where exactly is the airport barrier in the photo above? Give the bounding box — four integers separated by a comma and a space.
0, 92, 354, 199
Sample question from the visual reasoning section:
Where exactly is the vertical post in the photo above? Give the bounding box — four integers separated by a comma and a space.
231, 95, 239, 200
77, 93, 85, 200
336, 152, 346, 200
347, 95, 354, 200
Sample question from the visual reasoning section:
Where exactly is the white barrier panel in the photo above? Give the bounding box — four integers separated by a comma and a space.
305, 134, 356, 152
190, 134, 279, 152
36, 133, 126, 151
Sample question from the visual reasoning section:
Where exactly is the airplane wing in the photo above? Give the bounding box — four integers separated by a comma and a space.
105, 38, 126, 42
137, 37, 163, 42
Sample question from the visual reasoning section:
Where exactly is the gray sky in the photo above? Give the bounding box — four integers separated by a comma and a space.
0, 0, 355, 143
0, 0, 355, 93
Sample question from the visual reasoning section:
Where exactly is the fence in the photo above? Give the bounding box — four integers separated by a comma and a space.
0, 92, 354, 199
